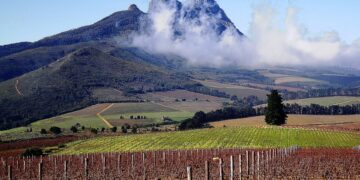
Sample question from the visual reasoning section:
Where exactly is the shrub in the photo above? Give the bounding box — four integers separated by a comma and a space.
111, 126, 117, 133
40, 129, 47, 134
70, 126, 78, 133
121, 126, 128, 133
49, 126, 61, 135
21, 148, 43, 157
90, 128, 98, 134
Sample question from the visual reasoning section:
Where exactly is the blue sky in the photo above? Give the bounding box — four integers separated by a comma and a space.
1, 0, 360, 45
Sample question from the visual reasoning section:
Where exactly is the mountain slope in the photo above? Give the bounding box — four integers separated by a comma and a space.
0, 5, 145, 58
0, 47, 195, 130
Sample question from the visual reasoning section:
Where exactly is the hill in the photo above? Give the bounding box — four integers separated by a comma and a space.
0, 47, 196, 130
0, 5, 144, 58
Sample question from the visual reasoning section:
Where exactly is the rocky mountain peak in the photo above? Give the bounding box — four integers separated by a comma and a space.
128, 4, 140, 11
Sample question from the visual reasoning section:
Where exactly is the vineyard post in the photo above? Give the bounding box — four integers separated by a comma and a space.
246, 151, 249, 176
205, 161, 209, 180
102, 155, 106, 176
257, 151, 260, 180
219, 158, 223, 180
23, 159, 25, 172
153, 151, 156, 173
54, 157, 57, 175
38, 162, 43, 180
187, 166, 192, 180
64, 160, 67, 180
117, 154, 121, 176
142, 153, 146, 180
239, 154, 242, 180
230, 156, 234, 180
16, 160, 18, 170
7, 165, 11, 180
84, 157, 88, 180
163, 151, 166, 166
131, 154, 134, 177
251, 151, 255, 175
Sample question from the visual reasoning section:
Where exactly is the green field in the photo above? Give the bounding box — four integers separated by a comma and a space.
0, 102, 195, 141
57, 127, 360, 154
285, 96, 360, 106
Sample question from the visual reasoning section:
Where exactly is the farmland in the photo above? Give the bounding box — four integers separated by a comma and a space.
210, 114, 360, 130
57, 127, 360, 154
197, 80, 269, 99
1, 147, 359, 179
284, 96, 360, 106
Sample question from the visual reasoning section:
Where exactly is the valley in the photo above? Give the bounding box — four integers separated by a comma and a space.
0, 0, 359, 179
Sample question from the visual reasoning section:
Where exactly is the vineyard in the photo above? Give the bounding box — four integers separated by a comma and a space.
57, 127, 360, 154
0, 147, 359, 179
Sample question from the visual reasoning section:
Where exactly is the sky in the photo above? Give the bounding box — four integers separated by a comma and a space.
0, 0, 360, 45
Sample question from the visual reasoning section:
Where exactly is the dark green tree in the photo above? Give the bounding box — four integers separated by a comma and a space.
40, 129, 47, 134
121, 126, 128, 133
49, 126, 62, 135
111, 126, 117, 133
21, 148, 43, 157
265, 90, 287, 125
70, 126, 78, 133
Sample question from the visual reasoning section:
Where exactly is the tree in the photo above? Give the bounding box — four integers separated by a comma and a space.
49, 126, 62, 135
111, 126, 117, 133
40, 129, 47, 134
132, 126, 138, 134
70, 126, 78, 133
22, 148, 43, 157
265, 90, 287, 125
90, 128, 98, 134
121, 126, 128, 133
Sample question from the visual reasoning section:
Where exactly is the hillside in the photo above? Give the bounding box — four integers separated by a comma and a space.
0, 5, 144, 58
0, 47, 196, 130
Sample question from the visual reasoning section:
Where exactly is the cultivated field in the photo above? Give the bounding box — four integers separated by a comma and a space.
210, 114, 360, 131
284, 96, 360, 106
259, 70, 324, 85
2, 147, 359, 179
57, 127, 359, 154
197, 80, 268, 99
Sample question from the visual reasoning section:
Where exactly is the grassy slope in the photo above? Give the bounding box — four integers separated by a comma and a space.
210, 114, 360, 128
57, 127, 360, 154
0, 47, 195, 129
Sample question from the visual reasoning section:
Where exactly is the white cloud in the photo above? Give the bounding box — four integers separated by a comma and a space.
131, 0, 360, 69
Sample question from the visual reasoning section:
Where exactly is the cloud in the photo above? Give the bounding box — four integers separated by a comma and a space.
131, 0, 360, 69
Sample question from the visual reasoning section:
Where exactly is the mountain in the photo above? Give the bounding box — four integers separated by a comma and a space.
0, 47, 196, 129
148, 0, 243, 37
0, 4, 145, 58
0, 0, 246, 130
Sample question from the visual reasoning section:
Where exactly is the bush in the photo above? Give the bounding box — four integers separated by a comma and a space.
21, 148, 43, 157
121, 126, 128, 133
111, 126, 117, 133
40, 129, 47, 134
49, 126, 62, 135
132, 126, 138, 134
90, 128, 98, 134
70, 126, 78, 133
58, 144, 66, 148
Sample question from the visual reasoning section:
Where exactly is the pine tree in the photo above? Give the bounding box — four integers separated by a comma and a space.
265, 90, 287, 125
